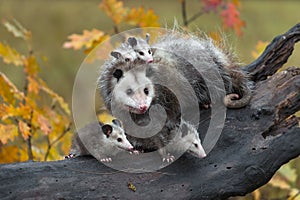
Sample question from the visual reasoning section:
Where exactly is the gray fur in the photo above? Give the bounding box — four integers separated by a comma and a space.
67, 120, 134, 162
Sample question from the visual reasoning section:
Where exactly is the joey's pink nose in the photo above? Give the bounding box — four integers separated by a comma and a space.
148, 59, 153, 63
139, 104, 148, 112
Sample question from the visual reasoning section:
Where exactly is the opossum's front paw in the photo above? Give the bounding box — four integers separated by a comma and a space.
129, 150, 140, 155
64, 154, 76, 159
162, 153, 175, 163
100, 157, 112, 162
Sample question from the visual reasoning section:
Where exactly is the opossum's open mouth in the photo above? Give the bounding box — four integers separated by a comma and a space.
127, 105, 147, 114
118, 146, 134, 151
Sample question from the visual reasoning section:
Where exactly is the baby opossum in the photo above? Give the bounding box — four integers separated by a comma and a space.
65, 119, 135, 162
110, 33, 153, 63
158, 119, 206, 162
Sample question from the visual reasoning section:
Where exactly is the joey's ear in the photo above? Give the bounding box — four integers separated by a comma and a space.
128, 37, 137, 47
145, 33, 150, 43
150, 47, 156, 55
102, 124, 113, 138
181, 123, 188, 137
112, 119, 122, 127
113, 69, 123, 81
111, 51, 122, 59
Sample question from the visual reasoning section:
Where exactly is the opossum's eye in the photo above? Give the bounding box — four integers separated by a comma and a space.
113, 69, 123, 81
117, 138, 122, 142
139, 51, 144, 56
125, 58, 130, 62
126, 88, 133, 95
148, 50, 152, 55
144, 88, 149, 95
194, 143, 198, 148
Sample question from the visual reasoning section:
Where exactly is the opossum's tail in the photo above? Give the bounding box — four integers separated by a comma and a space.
223, 68, 252, 108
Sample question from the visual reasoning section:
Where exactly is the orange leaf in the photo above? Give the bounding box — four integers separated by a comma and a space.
18, 120, 31, 140
125, 7, 160, 27
99, 0, 127, 25
27, 76, 39, 95
220, 2, 245, 36
63, 29, 107, 51
0, 42, 24, 66
251, 40, 269, 59
1, 103, 32, 121
24, 55, 39, 76
37, 114, 51, 135
0, 124, 19, 144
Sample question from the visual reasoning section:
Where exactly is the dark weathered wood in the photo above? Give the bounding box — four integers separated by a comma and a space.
242, 23, 300, 82
1, 24, 300, 200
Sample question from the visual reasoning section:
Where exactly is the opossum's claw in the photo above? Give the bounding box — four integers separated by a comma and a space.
64, 154, 76, 159
162, 153, 175, 163
101, 157, 112, 162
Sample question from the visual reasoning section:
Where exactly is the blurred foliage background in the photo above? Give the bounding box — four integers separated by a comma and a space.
0, 0, 300, 199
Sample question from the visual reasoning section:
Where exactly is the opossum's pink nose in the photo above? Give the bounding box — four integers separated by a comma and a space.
139, 104, 148, 113
148, 59, 153, 63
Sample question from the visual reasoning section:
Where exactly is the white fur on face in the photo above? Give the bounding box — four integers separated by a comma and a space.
108, 123, 133, 151
113, 69, 154, 113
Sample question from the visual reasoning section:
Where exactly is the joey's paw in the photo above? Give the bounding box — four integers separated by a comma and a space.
100, 157, 112, 162
162, 153, 175, 163
129, 150, 140, 155
203, 104, 211, 109
64, 154, 76, 159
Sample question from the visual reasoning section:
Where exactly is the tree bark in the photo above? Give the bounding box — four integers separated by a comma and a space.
1, 24, 300, 200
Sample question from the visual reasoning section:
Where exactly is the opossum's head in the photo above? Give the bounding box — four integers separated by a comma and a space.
101, 119, 134, 151
180, 121, 206, 158
112, 67, 155, 114
110, 47, 137, 63
127, 34, 153, 63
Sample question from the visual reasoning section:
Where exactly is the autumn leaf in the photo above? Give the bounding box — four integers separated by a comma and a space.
0, 72, 24, 104
27, 76, 40, 95
0, 42, 24, 66
37, 114, 51, 135
125, 7, 160, 27
220, 2, 245, 36
39, 80, 71, 115
251, 40, 268, 59
0, 124, 19, 144
63, 29, 108, 51
18, 120, 31, 140
202, 0, 222, 12
3, 19, 32, 41
99, 0, 127, 25
24, 55, 39, 76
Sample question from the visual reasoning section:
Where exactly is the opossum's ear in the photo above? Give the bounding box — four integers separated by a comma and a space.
150, 47, 156, 55
112, 119, 122, 127
145, 33, 150, 43
111, 51, 122, 59
113, 69, 123, 81
128, 37, 137, 47
102, 124, 113, 138
181, 123, 188, 137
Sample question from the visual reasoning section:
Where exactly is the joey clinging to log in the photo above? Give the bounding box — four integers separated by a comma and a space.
65, 119, 136, 162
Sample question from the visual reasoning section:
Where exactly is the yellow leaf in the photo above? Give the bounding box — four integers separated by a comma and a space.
3, 19, 32, 41
98, 112, 114, 124
18, 120, 31, 140
39, 81, 70, 115
0, 145, 27, 164
252, 189, 261, 200
251, 41, 269, 59
24, 55, 39, 76
99, 0, 127, 25
269, 173, 291, 190
27, 76, 39, 94
0, 72, 24, 104
0, 42, 24, 66
37, 114, 51, 135
0, 124, 19, 144
288, 188, 300, 200
63, 29, 108, 51
125, 7, 160, 27
1, 104, 32, 121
